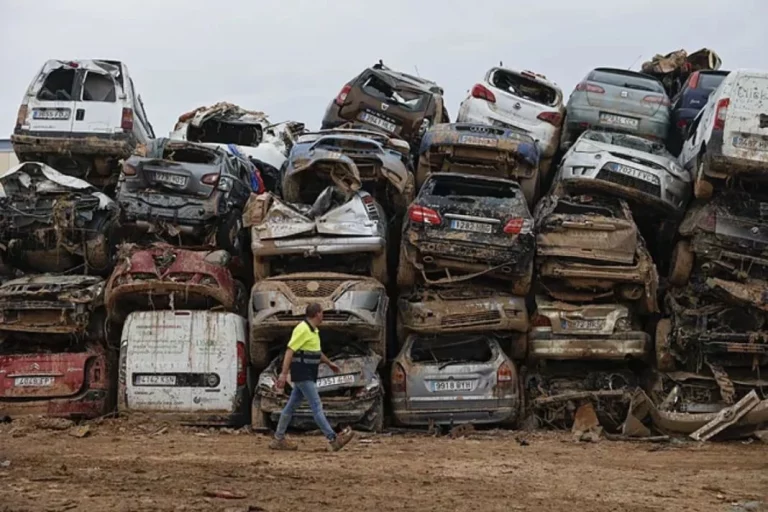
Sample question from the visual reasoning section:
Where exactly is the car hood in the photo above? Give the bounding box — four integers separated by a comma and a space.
0, 162, 114, 209
534, 295, 631, 336
572, 138, 688, 180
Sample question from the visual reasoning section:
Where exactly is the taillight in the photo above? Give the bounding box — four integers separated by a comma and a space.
537, 112, 562, 126
531, 314, 551, 327
391, 363, 406, 393
677, 119, 689, 129
471, 84, 496, 103
362, 195, 375, 204
643, 95, 671, 106
504, 218, 531, 235
121, 108, 134, 132
201, 173, 220, 185
236, 341, 246, 386
335, 84, 352, 106
497, 362, 514, 386
408, 205, 441, 225
15, 105, 28, 129
122, 164, 137, 176
714, 98, 729, 131
575, 82, 605, 94
688, 72, 701, 90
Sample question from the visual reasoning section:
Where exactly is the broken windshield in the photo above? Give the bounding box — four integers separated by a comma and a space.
582, 131, 669, 157
429, 176, 520, 200
490, 69, 559, 106
37, 69, 76, 101
82, 72, 116, 102
362, 74, 428, 111
410, 335, 494, 364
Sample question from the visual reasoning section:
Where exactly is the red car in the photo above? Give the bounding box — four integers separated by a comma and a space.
0, 342, 111, 420
105, 243, 241, 322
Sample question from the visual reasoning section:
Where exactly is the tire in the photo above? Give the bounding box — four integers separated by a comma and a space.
250, 395, 271, 432
655, 318, 676, 372
216, 210, 244, 256
538, 156, 554, 191
668, 240, 694, 287
370, 251, 389, 285
84, 212, 117, 275
519, 173, 540, 210
366, 394, 385, 433
693, 157, 714, 199
250, 340, 271, 370
559, 125, 572, 151
396, 244, 417, 289
253, 256, 271, 282
511, 260, 534, 296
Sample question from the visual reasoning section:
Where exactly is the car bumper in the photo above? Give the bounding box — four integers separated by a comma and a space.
252, 236, 385, 257
565, 106, 669, 140
391, 397, 520, 426
12, 131, 135, 157
398, 295, 528, 334
703, 131, 768, 177
649, 398, 768, 435
0, 301, 94, 335
528, 329, 650, 360
259, 393, 380, 430
0, 389, 109, 419
119, 193, 221, 230
537, 256, 652, 284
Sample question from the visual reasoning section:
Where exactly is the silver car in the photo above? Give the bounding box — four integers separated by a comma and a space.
562, 67, 671, 148
391, 333, 520, 427
555, 130, 691, 214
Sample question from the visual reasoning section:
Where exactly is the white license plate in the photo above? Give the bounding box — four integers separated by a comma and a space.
317, 374, 356, 388
135, 374, 177, 386
32, 108, 71, 120
359, 112, 397, 133
14, 376, 54, 387
599, 113, 639, 128
450, 219, 494, 234
151, 172, 188, 186
459, 135, 497, 147
431, 380, 473, 392
733, 136, 768, 152
562, 319, 604, 330
609, 163, 659, 184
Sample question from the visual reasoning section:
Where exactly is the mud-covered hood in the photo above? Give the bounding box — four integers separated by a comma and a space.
419, 123, 540, 167
172, 102, 268, 134
534, 296, 631, 336
0, 274, 105, 304
571, 136, 688, 181
284, 148, 364, 194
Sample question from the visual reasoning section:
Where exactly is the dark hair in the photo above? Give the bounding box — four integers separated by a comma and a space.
306, 303, 323, 319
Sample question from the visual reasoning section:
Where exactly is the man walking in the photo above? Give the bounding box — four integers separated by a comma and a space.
269, 303, 355, 451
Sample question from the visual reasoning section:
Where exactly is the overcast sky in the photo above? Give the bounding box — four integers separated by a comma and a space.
1, 0, 766, 137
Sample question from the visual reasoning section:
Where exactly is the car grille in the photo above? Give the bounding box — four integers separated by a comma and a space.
275, 311, 351, 322
608, 152, 667, 172
284, 279, 343, 298
596, 169, 661, 197
441, 310, 501, 327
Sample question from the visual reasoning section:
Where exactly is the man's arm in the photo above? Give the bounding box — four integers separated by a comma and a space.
276, 348, 294, 390
320, 353, 340, 373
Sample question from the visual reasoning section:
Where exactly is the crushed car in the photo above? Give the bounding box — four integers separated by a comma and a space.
416, 123, 541, 207
534, 195, 658, 312
641, 48, 723, 100
118, 139, 255, 254
0, 162, 117, 275
253, 340, 383, 432
249, 272, 387, 368
170, 102, 267, 147
247, 186, 388, 283
390, 333, 521, 427
398, 173, 535, 295
282, 127, 414, 215
105, 243, 243, 323
668, 70, 730, 155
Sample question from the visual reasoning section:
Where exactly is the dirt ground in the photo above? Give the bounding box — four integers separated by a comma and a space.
1, 418, 767, 512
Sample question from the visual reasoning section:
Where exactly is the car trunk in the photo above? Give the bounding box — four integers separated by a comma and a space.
585, 69, 664, 116
726, 73, 768, 157
70, 66, 123, 135
487, 69, 560, 122
535, 298, 628, 337
130, 145, 221, 197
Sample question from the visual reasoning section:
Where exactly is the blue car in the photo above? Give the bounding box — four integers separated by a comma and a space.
667, 70, 730, 155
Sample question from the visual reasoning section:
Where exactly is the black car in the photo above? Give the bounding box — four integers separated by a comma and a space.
668, 70, 729, 155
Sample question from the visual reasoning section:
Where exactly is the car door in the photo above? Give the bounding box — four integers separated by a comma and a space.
679, 110, 704, 168
70, 65, 123, 135
22, 62, 77, 134
724, 72, 768, 160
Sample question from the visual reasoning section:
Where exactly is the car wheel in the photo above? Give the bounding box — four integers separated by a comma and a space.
655, 318, 676, 372
367, 394, 385, 433
216, 210, 243, 256
668, 240, 694, 287
250, 340, 271, 370
369, 251, 389, 285
511, 260, 533, 296
252, 256, 271, 281
85, 212, 117, 275
693, 157, 714, 199
538, 156, 554, 190
396, 245, 417, 290
250, 395, 271, 432
559, 125, 572, 150
519, 173, 540, 210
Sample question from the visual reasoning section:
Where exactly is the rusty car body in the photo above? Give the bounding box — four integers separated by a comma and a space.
0, 162, 117, 275
249, 272, 387, 368
390, 333, 521, 427
416, 123, 541, 206
534, 194, 658, 312
398, 173, 535, 295
118, 139, 254, 254
0, 339, 111, 420
105, 243, 241, 323
249, 186, 388, 282
252, 341, 383, 431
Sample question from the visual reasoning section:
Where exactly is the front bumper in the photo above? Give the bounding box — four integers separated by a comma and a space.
0, 388, 109, 419
528, 329, 650, 360
391, 396, 520, 426
398, 294, 528, 334
252, 235, 385, 257
11, 131, 136, 157
259, 392, 380, 430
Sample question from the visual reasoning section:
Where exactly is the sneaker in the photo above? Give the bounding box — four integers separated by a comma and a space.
269, 438, 298, 451
328, 427, 355, 452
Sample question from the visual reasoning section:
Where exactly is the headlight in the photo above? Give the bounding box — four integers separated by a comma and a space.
338, 290, 382, 311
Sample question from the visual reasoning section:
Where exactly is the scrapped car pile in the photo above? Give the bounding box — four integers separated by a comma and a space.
3, 51, 768, 441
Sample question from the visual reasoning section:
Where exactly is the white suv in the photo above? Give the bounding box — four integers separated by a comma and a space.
679, 69, 768, 198
11, 59, 155, 190
457, 67, 564, 183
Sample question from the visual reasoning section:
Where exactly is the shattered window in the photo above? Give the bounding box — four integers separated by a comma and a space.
37, 69, 76, 101
410, 335, 494, 364
162, 145, 218, 164
588, 69, 665, 94
582, 131, 669, 156
81, 72, 116, 102
361, 74, 428, 111
552, 196, 624, 218
490, 70, 559, 106
429, 176, 520, 199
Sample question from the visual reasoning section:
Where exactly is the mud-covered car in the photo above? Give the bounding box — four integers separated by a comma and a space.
396, 285, 528, 357
170, 102, 267, 147
252, 341, 383, 432
534, 195, 658, 312
529, 296, 650, 362
283, 128, 414, 214
0, 274, 106, 339
248, 186, 388, 282
249, 272, 387, 368
398, 173, 535, 295
668, 191, 768, 287
555, 130, 691, 215
416, 123, 541, 207
105, 244, 242, 323
0, 339, 111, 420
390, 333, 521, 427
322, 62, 449, 149
118, 139, 255, 254
0, 162, 117, 275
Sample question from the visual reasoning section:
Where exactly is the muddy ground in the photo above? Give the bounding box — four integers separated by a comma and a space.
1, 418, 767, 512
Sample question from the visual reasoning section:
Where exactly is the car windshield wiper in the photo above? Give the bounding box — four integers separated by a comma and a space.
438, 359, 469, 370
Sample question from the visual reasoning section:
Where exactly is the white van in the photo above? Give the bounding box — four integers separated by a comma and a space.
118, 310, 252, 426
679, 69, 768, 199
11, 59, 155, 189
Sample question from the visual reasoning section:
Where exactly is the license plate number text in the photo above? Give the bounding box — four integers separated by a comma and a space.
599, 113, 639, 128
317, 374, 356, 388
450, 219, 494, 234
14, 376, 54, 387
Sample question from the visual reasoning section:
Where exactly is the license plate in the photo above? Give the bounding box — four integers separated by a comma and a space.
32, 108, 70, 120
431, 380, 473, 392
359, 112, 397, 133
459, 135, 497, 147
609, 163, 660, 184
733, 136, 768, 152
151, 172, 188, 186
317, 374, 356, 388
599, 113, 639, 128
135, 374, 177, 386
562, 319, 604, 330
450, 219, 494, 234
14, 376, 54, 387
